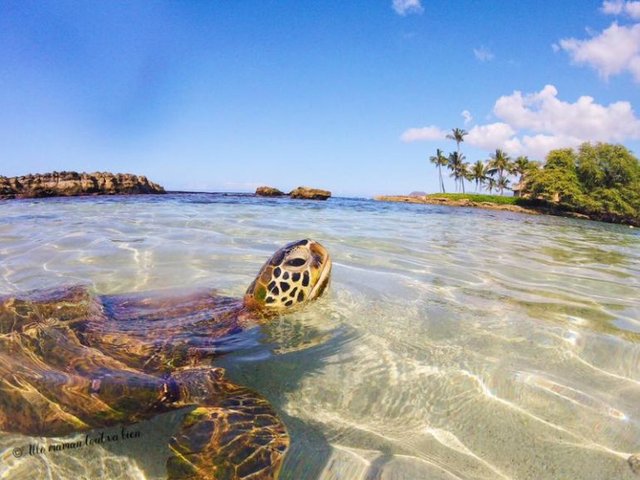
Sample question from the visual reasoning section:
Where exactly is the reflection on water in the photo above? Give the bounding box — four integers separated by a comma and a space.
0, 194, 639, 479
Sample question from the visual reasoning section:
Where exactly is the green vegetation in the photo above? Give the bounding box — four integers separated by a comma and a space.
470, 160, 486, 192
429, 148, 448, 193
445, 128, 470, 193
523, 143, 640, 225
446, 128, 467, 157
428, 127, 541, 196
425, 132, 639, 225
448, 151, 467, 193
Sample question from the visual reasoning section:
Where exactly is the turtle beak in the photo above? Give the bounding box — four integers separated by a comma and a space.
308, 241, 332, 300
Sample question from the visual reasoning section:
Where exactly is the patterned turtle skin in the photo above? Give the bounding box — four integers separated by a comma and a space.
0, 239, 332, 480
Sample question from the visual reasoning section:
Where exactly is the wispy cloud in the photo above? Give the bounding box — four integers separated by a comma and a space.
556, 2, 640, 82
557, 22, 640, 82
392, 0, 424, 16
473, 46, 495, 62
461, 110, 473, 125
601, 0, 640, 19
402, 85, 640, 159
400, 125, 447, 142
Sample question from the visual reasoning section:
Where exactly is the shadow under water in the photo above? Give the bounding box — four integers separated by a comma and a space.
217, 311, 357, 480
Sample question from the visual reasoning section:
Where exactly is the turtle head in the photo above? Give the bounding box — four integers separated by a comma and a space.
244, 239, 332, 314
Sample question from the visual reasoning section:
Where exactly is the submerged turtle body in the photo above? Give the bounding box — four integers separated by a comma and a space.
0, 239, 332, 480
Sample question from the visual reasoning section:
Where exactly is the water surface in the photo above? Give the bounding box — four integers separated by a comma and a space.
0, 194, 639, 479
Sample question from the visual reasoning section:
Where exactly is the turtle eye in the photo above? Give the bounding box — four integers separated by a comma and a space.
286, 258, 306, 267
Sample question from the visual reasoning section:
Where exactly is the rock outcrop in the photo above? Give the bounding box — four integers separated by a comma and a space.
289, 186, 331, 200
255, 186, 285, 197
0, 171, 166, 199
254, 185, 332, 200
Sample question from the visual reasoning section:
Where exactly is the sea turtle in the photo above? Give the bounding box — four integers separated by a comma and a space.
0, 239, 332, 480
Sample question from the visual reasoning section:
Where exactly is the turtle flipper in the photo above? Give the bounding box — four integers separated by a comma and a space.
167, 368, 288, 480
0, 288, 172, 436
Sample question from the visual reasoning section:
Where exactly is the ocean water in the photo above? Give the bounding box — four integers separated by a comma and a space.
0, 193, 639, 480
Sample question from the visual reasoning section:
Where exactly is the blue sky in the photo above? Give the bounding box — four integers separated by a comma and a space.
1, 0, 640, 197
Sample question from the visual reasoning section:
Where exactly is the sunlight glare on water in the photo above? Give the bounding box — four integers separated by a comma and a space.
0, 194, 639, 480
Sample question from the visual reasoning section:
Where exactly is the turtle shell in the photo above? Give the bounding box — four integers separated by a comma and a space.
0, 286, 288, 479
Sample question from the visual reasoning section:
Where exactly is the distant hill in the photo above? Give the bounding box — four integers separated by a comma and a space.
0, 171, 166, 199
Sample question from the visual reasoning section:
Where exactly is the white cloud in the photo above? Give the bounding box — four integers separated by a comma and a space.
602, 0, 625, 14
461, 110, 473, 125
466, 123, 516, 151
601, 0, 640, 19
400, 125, 447, 142
473, 46, 495, 62
505, 135, 584, 160
403, 85, 640, 159
392, 0, 423, 16
493, 84, 640, 141
558, 22, 640, 81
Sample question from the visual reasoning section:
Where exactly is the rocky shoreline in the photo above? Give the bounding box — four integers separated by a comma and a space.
373, 195, 639, 226
374, 195, 543, 215
0, 171, 166, 199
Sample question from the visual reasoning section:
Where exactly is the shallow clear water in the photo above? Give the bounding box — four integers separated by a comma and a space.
0, 194, 639, 479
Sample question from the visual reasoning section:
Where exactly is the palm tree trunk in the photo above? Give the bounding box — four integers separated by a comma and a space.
438, 165, 444, 193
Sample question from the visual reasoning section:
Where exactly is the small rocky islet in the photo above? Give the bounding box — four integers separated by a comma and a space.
0, 171, 165, 199
256, 185, 331, 200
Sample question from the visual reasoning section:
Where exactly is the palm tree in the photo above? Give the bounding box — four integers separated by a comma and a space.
471, 160, 486, 192
459, 162, 471, 194
429, 148, 448, 193
486, 149, 512, 195
447, 151, 465, 192
486, 176, 497, 194
496, 176, 511, 195
510, 155, 529, 197
513, 156, 531, 177
513, 155, 541, 184
446, 128, 468, 157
